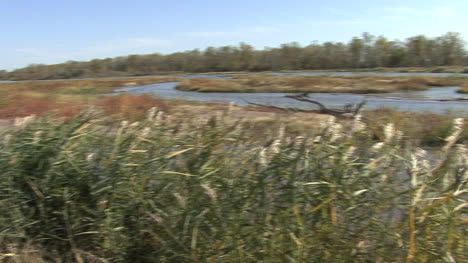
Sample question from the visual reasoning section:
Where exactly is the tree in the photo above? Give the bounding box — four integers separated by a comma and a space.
349, 37, 364, 68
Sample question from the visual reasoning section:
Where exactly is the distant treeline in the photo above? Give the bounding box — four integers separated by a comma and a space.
2, 32, 467, 80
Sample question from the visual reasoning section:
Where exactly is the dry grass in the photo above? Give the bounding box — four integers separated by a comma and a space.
458, 82, 468, 93
176, 75, 466, 93
0, 76, 176, 118
96, 94, 168, 120
0, 76, 176, 94
0, 94, 85, 118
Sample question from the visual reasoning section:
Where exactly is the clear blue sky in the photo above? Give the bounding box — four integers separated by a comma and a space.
1, 0, 467, 71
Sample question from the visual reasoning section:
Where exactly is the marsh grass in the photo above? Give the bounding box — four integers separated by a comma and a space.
458, 82, 468, 94
0, 77, 175, 118
0, 110, 466, 262
176, 75, 466, 94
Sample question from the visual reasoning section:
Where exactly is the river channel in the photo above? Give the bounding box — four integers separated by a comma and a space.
115, 72, 468, 115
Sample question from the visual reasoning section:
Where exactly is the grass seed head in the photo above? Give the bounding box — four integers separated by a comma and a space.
258, 147, 268, 168
201, 183, 217, 202
270, 139, 281, 154
384, 123, 396, 143
3, 134, 12, 148
32, 131, 42, 144
146, 107, 158, 121
86, 153, 96, 163
120, 120, 129, 128
14, 115, 36, 128
139, 127, 151, 138
371, 142, 385, 152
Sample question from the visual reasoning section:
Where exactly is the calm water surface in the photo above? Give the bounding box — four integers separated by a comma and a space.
116, 80, 468, 115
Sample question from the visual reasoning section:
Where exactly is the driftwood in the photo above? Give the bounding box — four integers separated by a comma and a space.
246, 93, 366, 118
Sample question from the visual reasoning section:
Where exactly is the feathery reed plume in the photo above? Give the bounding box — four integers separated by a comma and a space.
277, 124, 285, 139
120, 120, 129, 129
313, 135, 321, 143
258, 147, 268, 168
294, 136, 305, 147
2, 134, 12, 148
455, 144, 467, 165
146, 107, 158, 121
371, 142, 385, 152
351, 113, 366, 133
343, 146, 356, 161
129, 121, 140, 129
384, 123, 396, 143
443, 118, 464, 151
32, 131, 42, 144
329, 122, 343, 142
14, 115, 36, 128
139, 127, 151, 138
201, 183, 217, 202
270, 139, 281, 155
85, 153, 96, 163
154, 111, 164, 126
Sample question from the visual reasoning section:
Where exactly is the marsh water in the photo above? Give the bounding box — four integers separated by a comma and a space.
114, 72, 467, 115
3, 72, 467, 115
116, 82, 467, 115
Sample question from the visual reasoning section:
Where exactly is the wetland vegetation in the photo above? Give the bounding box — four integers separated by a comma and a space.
1, 31, 467, 263
0, 108, 466, 262
175, 74, 468, 94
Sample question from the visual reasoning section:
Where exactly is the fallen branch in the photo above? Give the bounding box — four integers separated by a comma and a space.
245, 94, 366, 118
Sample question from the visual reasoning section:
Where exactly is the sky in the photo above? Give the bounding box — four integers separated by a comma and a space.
1, 0, 467, 71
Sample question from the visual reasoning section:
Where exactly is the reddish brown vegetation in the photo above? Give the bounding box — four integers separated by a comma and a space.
0, 77, 177, 119
0, 95, 85, 118
0, 93, 169, 120
96, 94, 168, 120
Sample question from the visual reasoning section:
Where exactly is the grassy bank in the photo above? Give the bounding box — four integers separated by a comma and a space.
273, 66, 468, 74
458, 82, 468, 94
176, 75, 467, 93
0, 111, 466, 262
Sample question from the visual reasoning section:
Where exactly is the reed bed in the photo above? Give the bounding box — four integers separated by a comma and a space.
0, 110, 466, 262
